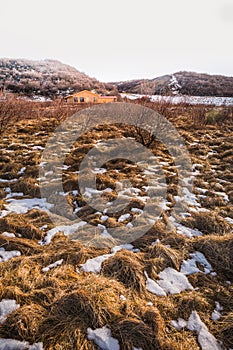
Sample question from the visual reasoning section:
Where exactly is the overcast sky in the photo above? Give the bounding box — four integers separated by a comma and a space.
0, 0, 232, 82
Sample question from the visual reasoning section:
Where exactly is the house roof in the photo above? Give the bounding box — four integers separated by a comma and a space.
72, 90, 99, 96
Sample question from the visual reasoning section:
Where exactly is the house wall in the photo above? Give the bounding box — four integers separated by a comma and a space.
66, 90, 99, 103
98, 97, 117, 103
65, 91, 117, 104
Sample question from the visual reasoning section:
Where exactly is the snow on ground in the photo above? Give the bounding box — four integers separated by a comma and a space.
0, 198, 53, 218
41, 221, 87, 245
181, 251, 213, 275
171, 311, 222, 349
81, 244, 138, 274
225, 217, 233, 225
97, 224, 112, 238
111, 244, 135, 253
42, 259, 63, 273
211, 302, 223, 321
0, 299, 20, 324
121, 93, 233, 106
170, 217, 203, 238
1, 232, 15, 238
174, 187, 200, 208
187, 311, 222, 350
92, 168, 107, 174
83, 187, 113, 199
0, 339, 43, 350
118, 213, 131, 222
145, 268, 193, 296
157, 267, 193, 294
87, 326, 120, 350
144, 271, 167, 296
0, 248, 21, 262
81, 254, 114, 274
171, 317, 187, 331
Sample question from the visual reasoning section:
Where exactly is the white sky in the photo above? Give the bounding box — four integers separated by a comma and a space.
0, 0, 232, 82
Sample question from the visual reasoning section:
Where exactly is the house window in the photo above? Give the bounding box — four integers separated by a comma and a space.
74, 97, 78, 102
93, 97, 97, 102
80, 97, 85, 103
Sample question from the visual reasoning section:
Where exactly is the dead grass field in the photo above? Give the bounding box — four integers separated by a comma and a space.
0, 100, 232, 349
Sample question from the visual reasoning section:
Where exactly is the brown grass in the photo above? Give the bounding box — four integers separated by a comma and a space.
192, 234, 233, 280
1, 303, 46, 342
219, 312, 233, 348
0, 103, 232, 349
144, 243, 181, 271
101, 250, 145, 293
182, 211, 232, 235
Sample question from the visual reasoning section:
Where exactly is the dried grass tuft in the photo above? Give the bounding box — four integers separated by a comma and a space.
101, 250, 145, 293
219, 312, 233, 348
182, 211, 232, 235
144, 243, 181, 270
193, 234, 233, 280
1, 304, 46, 343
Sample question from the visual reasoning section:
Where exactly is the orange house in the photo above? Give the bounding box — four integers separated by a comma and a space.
64, 90, 117, 104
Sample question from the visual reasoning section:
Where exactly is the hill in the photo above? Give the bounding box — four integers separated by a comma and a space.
0, 58, 117, 98
115, 71, 233, 97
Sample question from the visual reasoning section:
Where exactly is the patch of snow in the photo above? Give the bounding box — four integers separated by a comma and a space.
146, 302, 153, 306
0, 339, 43, 350
174, 222, 203, 238
118, 213, 131, 222
144, 271, 167, 296
187, 311, 222, 350
181, 251, 213, 275
1, 232, 15, 238
111, 244, 135, 254
225, 217, 233, 225
211, 310, 221, 321
0, 178, 18, 184
0, 248, 21, 262
40, 224, 48, 230
97, 224, 112, 238
17, 167, 26, 175
42, 259, 63, 272
131, 208, 143, 214
211, 302, 223, 321
41, 221, 87, 245
101, 215, 108, 222
215, 192, 229, 203
81, 254, 113, 274
87, 326, 120, 350
32, 145, 44, 150
83, 187, 112, 199
0, 299, 20, 324
158, 267, 193, 294
92, 168, 107, 174
2, 197, 53, 217
39, 162, 47, 167
175, 187, 200, 208
171, 318, 187, 330
5, 192, 24, 199
120, 295, 126, 301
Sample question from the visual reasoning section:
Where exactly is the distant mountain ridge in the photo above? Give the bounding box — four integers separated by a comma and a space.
115, 71, 233, 97
0, 58, 116, 97
0, 58, 232, 98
